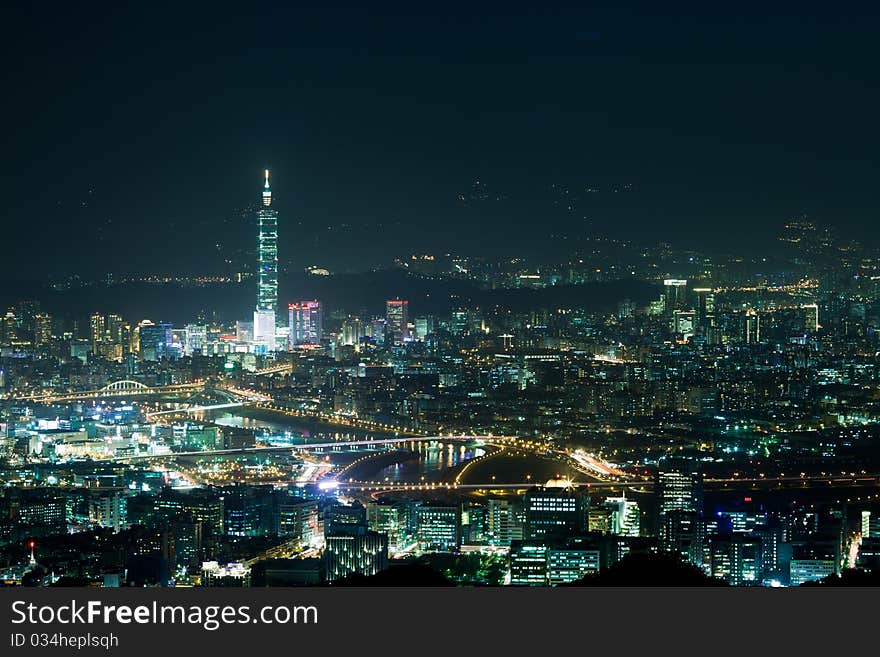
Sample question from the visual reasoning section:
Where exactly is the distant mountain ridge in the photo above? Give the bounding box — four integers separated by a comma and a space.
1, 270, 659, 325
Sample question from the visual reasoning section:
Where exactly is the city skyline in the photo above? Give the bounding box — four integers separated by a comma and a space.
4, 2, 880, 595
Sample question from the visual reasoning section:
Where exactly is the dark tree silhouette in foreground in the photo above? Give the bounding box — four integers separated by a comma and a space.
800, 568, 880, 586
565, 552, 727, 586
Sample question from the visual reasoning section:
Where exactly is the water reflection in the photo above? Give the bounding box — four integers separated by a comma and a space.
376, 443, 485, 483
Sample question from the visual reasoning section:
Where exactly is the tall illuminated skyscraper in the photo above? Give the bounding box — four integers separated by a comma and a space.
254, 169, 279, 349
257, 169, 279, 316
385, 299, 408, 345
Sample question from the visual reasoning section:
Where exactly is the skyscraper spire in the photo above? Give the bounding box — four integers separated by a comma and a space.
262, 169, 272, 206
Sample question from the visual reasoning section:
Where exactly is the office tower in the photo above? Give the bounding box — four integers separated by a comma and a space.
509, 541, 549, 586
170, 519, 203, 572
106, 313, 124, 344
860, 510, 880, 539
673, 310, 696, 339
323, 526, 389, 582
185, 324, 207, 355
366, 501, 406, 552
523, 486, 589, 540
663, 279, 688, 315
257, 169, 279, 317
277, 498, 319, 546
33, 312, 52, 348
656, 458, 703, 517
155, 489, 224, 536
415, 504, 461, 551
386, 299, 409, 345
462, 502, 488, 544
222, 487, 265, 537
252, 309, 276, 352
743, 310, 761, 344
13, 493, 67, 528
138, 321, 173, 361
488, 499, 523, 546
90, 312, 105, 351
0, 310, 17, 345
709, 533, 764, 585
656, 458, 703, 546
289, 300, 323, 346
325, 502, 368, 535
604, 495, 641, 537
413, 316, 435, 341
89, 491, 127, 533
789, 543, 837, 586
341, 317, 365, 347
450, 309, 468, 336
547, 541, 601, 585
13, 300, 40, 338
235, 320, 253, 344
802, 303, 819, 333
693, 287, 715, 321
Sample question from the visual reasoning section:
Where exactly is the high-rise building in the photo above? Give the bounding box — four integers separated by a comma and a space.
509, 541, 549, 586
709, 533, 763, 585
663, 279, 688, 315
89, 491, 127, 533
90, 312, 105, 351
415, 504, 461, 551
0, 310, 17, 345
106, 314, 124, 344
185, 324, 207, 355
252, 309, 276, 353
694, 288, 715, 323
138, 321, 173, 361
221, 486, 268, 537
33, 312, 52, 348
277, 498, 319, 546
257, 169, 279, 318
662, 509, 703, 564
488, 499, 524, 546
673, 310, 696, 339
413, 316, 435, 341
171, 519, 203, 572
656, 457, 703, 545
366, 501, 406, 552
547, 543, 601, 585
656, 458, 703, 517
524, 486, 589, 540
604, 495, 641, 537
289, 301, 323, 346
386, 299, 409, 345
341, 317, 365, 347
802, 303, 819, 333
743, 310, 761, 344
323, 526, 388, 582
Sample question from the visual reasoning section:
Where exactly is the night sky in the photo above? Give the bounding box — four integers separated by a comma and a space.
3, 3, 880, 280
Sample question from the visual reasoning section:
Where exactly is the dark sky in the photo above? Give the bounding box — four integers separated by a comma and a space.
2, 3, 879, 280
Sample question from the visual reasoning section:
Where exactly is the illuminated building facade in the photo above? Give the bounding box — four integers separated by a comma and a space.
254, 169, 278, 340
415, 504, 461, 551
386, 299, 409, 345
323, 526, 388, 582
138, 321, 173, 361
523, 486, 589, 540
289, 300, 323, 346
